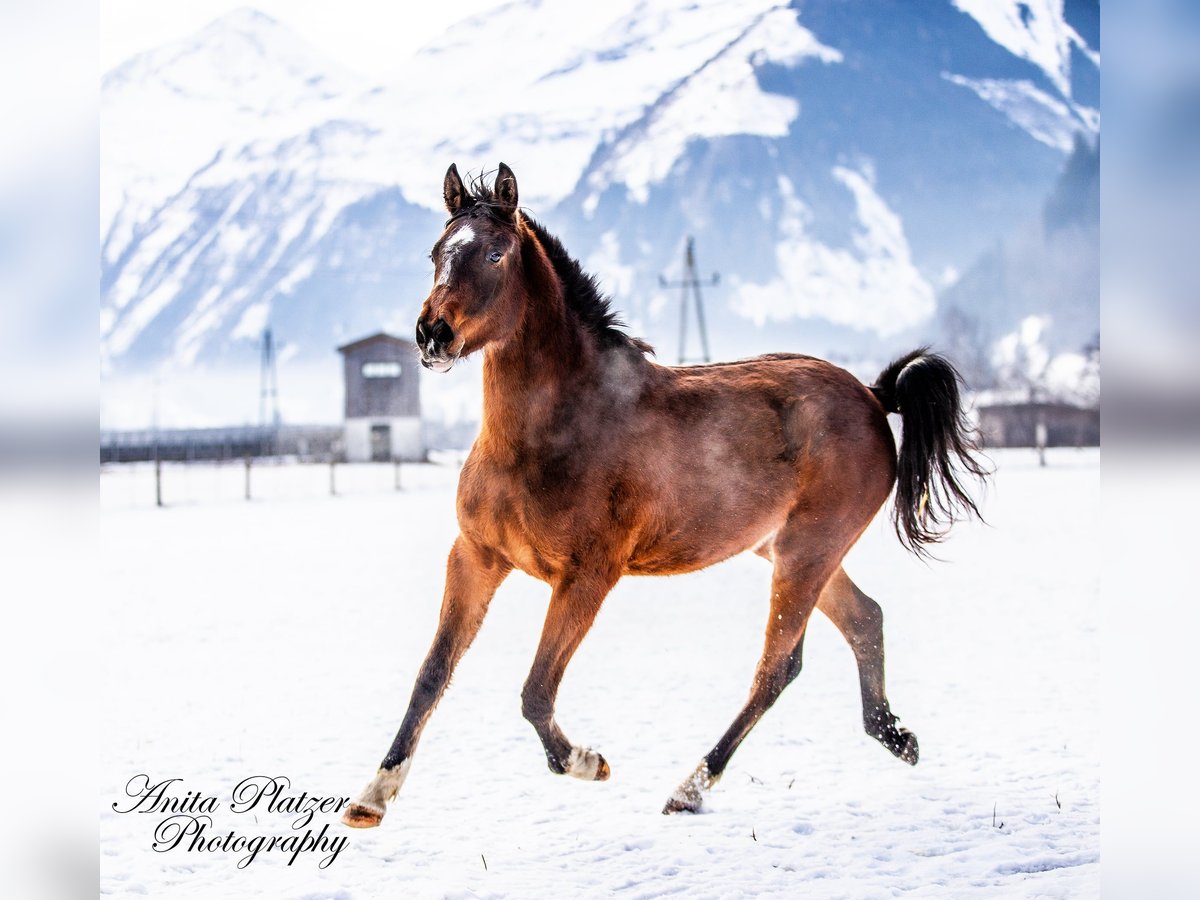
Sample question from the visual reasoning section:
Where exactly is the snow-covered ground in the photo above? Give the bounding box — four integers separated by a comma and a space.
100, 448, 1099, 898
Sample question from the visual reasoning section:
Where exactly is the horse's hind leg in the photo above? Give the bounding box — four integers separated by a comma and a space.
663, 525, 837, 814
818, 567, 918, 765
522, 568, 619, 782
342, 537, 510, 828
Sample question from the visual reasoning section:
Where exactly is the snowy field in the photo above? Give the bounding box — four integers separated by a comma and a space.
100, 448, 1100, 898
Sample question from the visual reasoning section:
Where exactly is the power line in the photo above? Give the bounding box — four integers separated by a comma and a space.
659, 236, 718, 364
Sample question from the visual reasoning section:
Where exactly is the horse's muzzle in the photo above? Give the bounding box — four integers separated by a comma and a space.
416, 317, 458, 373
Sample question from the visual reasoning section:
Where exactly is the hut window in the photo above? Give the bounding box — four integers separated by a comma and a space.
362, 362, 401, 378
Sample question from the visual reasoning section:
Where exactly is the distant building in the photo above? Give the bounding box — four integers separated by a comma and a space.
337, 332, 424, 461
976, 401, 1099, 448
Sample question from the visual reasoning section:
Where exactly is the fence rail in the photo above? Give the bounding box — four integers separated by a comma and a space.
98, 457, 443, 509
100, 424, 344, 463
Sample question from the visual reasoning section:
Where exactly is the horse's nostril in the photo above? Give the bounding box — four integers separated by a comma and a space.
415, 320, 429, 346
431, 319, 454, 346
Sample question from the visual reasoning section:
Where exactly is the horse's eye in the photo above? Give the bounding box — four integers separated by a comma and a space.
488, 250, 503, 264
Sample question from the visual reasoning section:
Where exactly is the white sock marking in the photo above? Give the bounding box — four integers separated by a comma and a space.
564, 746, 603, 780
353, 760, 411, 814
668, 760, 715, 810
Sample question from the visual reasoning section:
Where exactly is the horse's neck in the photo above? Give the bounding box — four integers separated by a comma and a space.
480, 333, 590, 455
479, 247, 597, 454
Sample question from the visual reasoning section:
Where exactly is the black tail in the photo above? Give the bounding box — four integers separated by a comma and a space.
871, 349, 990, 557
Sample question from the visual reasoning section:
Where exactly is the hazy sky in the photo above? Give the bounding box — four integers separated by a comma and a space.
100, 0, 502, 77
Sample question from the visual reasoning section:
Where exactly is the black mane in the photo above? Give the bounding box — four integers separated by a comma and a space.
523, 218, 652, 354
460, 173, 652, 355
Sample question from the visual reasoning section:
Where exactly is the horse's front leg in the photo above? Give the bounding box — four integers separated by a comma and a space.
522, 567, 619, 782
343, 537, 510, 828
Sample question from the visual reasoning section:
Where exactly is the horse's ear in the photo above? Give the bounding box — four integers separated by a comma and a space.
444, 163, 467, 214
495, 162, 518, 218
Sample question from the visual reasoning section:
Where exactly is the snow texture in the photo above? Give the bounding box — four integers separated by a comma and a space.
941, 74, 1094, 153
945, 2, 1099, 159
101, 1, 833, 369
734, 171, 935, 336
583, 6, 840, 205
103, 0, 1104, 381
951, 0, 1097, 99
101, 448, 1099, 897
99, 2, 1100, 388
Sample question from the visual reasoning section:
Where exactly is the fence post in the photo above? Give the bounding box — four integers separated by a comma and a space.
394, 457, 402, 491
244, 454, 252, 500
155, 444, 163, 508
329, 458, 336, 496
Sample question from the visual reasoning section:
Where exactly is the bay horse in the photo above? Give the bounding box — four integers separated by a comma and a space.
343, 163, 987, 826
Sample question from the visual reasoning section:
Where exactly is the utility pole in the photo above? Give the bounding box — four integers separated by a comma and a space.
152, 373, 162, 507
659, 236, 718, 364
259, 327, 281, 457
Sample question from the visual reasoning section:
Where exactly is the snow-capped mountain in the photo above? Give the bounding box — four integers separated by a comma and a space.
101, 0, 1099, 423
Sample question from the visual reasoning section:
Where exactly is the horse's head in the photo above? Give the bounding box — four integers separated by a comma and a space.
416, 163, 524, 373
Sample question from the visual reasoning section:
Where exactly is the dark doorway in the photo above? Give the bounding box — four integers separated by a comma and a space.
369, 424, 392, 462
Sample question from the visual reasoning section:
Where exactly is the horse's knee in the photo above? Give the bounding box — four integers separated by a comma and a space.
860, 592, 883, 626
412, 668, 445, 707
409, 636, 457, 705
752, 662, 792, 708
850, 593, 883, 638
843, 605, 885, 666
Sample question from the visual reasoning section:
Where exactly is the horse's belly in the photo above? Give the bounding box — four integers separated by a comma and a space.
625, 503, 783, 576
625, 532, 769, 575
460, 444, 790, 581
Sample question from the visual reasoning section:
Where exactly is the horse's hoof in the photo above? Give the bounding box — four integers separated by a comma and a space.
663, 761, 713, 814
869, 711, 920, 766
662, 794, 701, 815
341, 803, 384, 828
564, 747, 610, 781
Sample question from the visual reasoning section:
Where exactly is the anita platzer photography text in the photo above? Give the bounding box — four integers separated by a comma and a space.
112, 776, 350, 869
3, 0, 1197, 897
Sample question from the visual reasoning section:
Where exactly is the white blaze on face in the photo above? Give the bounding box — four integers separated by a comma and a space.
437, 224, 476, 287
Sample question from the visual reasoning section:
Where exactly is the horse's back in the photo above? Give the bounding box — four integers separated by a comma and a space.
657, 354, 892, 458
616, 354, 895, 574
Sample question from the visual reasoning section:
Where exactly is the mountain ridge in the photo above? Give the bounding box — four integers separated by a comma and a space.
100, 0, 1099, 426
